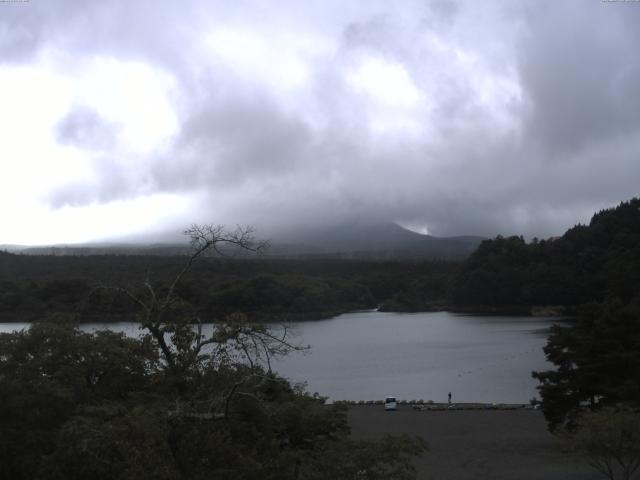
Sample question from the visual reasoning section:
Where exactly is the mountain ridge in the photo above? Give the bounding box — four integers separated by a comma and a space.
2, 223, 485, 260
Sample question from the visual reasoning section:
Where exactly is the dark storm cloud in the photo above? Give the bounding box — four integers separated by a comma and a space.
519, 1, 640, 155
500, 0, 640, 235
157, 96, 314, 190
6, 0, 640, 239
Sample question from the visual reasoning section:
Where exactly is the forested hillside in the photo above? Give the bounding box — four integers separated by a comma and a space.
0, 253, 456, 321
3, 199, 638, 321
452, 198, 640, 308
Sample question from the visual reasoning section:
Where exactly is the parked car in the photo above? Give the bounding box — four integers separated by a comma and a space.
384, 396, 397, 411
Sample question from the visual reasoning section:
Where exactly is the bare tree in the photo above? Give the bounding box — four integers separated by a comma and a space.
92, 225, 302, 378
568, 408, 640, 480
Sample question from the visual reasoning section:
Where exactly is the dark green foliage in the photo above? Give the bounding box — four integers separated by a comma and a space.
0, 318, 427, 480
0, 254, 457, 321
0, 318, 158, 480
378, 273, 451, 312
533, 301, 640, 431
453, 198, 640, 307
205, 274, 375, 318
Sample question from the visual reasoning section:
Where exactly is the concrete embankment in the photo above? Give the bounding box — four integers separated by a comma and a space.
335, 400, 537, 410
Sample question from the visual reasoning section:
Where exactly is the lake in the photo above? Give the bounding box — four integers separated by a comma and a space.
0, 311, 562, 404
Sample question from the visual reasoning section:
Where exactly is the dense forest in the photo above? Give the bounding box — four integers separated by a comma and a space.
0, 252, 457, 321
452, 198, 640, 309
2, 198, 639, 321
2, 197, 639, 324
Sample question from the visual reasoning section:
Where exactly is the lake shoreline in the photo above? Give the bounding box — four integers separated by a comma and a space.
0, 304, 574, 323
336, 400, 537, 410
3, 311, 559, 404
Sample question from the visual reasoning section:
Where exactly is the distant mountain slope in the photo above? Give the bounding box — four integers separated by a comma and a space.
11, 243, 190, 257
268, 222, 484, 260
4, 223, 484, 260
452, 198, 640, 307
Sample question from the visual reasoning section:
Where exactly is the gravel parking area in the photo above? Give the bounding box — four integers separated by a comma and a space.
348, 405, 600, 480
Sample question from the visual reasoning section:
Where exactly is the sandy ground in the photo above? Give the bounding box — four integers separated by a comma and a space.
348, 405, 601, 480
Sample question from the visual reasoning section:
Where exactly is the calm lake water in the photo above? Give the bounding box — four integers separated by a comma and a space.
0, 311, 563, 403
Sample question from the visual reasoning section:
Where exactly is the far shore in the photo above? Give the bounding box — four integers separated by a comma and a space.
0, 305, 575, 324
381, 304, 574, 317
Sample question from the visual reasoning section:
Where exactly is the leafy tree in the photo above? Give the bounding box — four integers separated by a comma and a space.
0, 318, 157, 480
533, 300, 640, 431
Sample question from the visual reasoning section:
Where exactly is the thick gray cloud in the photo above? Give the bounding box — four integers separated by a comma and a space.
4, 0, 640, 241
519, 1, 640, 154
55, 105, 119, 150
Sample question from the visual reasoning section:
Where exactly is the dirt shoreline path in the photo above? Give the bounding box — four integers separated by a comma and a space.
348, 406, 599, 480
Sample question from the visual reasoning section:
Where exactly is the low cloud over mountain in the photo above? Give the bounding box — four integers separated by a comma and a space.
1, 1, 639, 244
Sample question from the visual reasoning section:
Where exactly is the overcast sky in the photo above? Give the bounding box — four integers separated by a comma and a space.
1, 0, 639, 245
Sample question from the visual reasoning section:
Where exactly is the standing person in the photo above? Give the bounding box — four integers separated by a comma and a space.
448, 392, 452, 404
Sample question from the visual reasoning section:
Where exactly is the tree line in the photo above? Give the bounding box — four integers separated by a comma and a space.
0, 251, 457, 321
452, 198, 640, 308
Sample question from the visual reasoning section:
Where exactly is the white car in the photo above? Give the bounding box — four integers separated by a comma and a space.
384, 396, 397, 411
